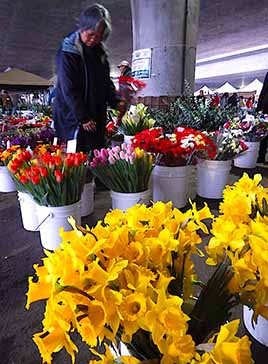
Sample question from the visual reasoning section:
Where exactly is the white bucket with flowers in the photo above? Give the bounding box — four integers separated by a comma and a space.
196, 129, 249, 199
90, 144, 153, 211
224, 114, 268, 168
234, 141, 260, 168
132, 127, 216, 207
8, 149, 87, 250
0, 146, 22, 192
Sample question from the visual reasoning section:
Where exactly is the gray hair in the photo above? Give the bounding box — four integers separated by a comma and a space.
78, 3, 112, 41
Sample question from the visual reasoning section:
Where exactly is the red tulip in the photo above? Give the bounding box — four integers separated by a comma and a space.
54, 169, 64, 183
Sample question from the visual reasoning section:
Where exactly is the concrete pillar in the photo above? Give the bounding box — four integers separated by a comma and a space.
130, 0, 200, 107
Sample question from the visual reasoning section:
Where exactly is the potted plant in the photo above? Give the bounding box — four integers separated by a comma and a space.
196, 128, 248, 199
26, 178, 265, 364
132, 127, 216, 207
8, 149, 87, 249
89, 143, 153, 211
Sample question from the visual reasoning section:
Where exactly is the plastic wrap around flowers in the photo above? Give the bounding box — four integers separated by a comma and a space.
89, 144, 153, 193
201, 128, 248, 161
132, 127, 216, 166
224, 113, 268, 142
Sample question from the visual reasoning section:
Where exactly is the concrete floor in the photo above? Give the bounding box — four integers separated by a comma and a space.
0, 165, 268, 364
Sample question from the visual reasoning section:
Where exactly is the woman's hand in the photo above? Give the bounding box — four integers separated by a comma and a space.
83, 120, 96, 131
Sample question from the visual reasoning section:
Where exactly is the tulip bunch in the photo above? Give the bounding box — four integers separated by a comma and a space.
8, 149, 87, 206
90, 144, 153, 193
0, 145, 22, 166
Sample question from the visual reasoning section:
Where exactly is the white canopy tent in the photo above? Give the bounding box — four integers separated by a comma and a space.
194, 85, 214, 96
238, 78, 263, 95
214, 82, 238, 94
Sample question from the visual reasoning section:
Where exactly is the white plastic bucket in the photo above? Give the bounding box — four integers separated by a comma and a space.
0, 166, 16, 192
243, 306, 268, 347
152, 165, 192, 208
197, 159, 232, 199
81, 181, 95, 217
123, 135, 134, 145
110, 189, 150, 211
37, 201, 81, 250
18, 192, 39, 231
189, 166, 197, 200
234, 141, 260, 169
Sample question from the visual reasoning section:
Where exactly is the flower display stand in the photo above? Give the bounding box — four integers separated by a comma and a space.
18, 192, 40, 231
37, 201, 81, 250
152, 165, 192, 208
243, 306, 268, 347
0, 166, 16, 192
81, 181, 95, 217
197, 159, 232, 199
110, 190, 150, 211
234, 141, 260, 168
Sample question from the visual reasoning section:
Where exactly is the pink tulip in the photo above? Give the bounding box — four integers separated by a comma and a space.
100, 148, 109, 158
128, 155, 134, 164
120, 151, 126, 160
112, 146, 120, 153
93, 149, 100, 157
108, 156, 116, 164
90, 160, 97, 168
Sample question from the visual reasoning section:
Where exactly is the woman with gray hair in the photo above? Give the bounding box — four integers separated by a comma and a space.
53, 3, 126, 152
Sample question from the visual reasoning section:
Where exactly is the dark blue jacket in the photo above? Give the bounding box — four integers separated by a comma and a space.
53, 31, 120, 146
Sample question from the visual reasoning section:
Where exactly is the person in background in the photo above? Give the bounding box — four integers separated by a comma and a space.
0, 90, 13, 115
246, 96, 253, 109
117, 60, 132, 77
227, 92, 238, 108
48, 86, 57, 106
53, 3, 126, 152
196, 89, 206, 104
220, 92, 229, 109
239, 95, 246, 108
210, 92, 220, 108
9, 92, 20, 115
256, 72, 268, 162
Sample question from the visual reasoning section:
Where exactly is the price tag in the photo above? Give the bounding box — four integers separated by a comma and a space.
66, 139, 77, 153
53, 137, 58, 146
6, 140, 11, 149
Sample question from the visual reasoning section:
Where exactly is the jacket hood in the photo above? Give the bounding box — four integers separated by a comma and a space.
62, 31, 81, 56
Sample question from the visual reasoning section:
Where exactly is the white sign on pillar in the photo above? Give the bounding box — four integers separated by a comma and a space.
132, 48, 152, 79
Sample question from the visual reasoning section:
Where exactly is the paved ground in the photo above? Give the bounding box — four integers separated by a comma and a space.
1, 165, 268, 364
